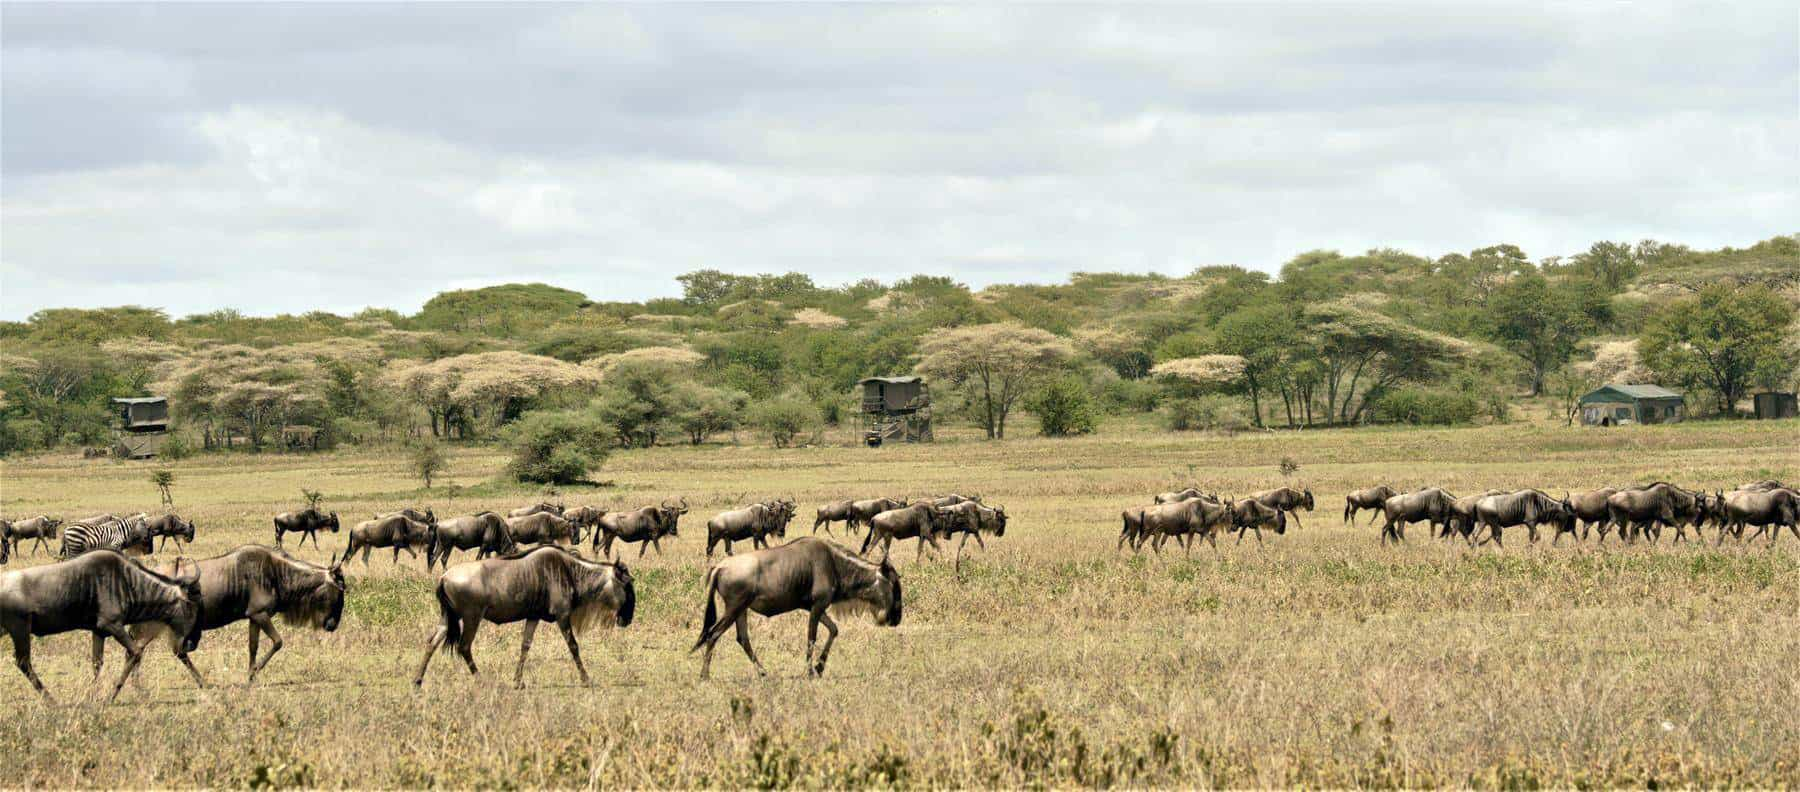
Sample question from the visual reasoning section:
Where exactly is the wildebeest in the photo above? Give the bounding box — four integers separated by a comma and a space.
1229, 498, 1288, 545
1717, 487, 1799, 545
929, 493, 981, 509
145, 513, 196, 552
939, 501, 1008, 568
1152, 488, 1206, 505
1249, 487, 1313, 530
5, 516, 63, 558
505, 511, 583, 547
706, 501, 792, 559
1139, 497, 1232, 555
593, 498, 688, 559
812, 497, 904, 535
1118, 507, 1147, 552
273, 508, 340, 549
1472, 490, 1575, 548
428, 512, 517, 570
1606, 482, 1704, 544
1379, 488, 1456, 544
563, 505, 606, 533
344, 513, 436, 566
1343, 485, 1397, 525
60, 514, 154, 558
0, 519, 8, 564
509, 502, 564, 519
692, 537, 900, 679
1740, 479, 1787, 492
1, 549, 204, 703
108, 546, 347, 686
1445, 490, 1507, 541
1568, 488, 1620, 542
860, 501, 951, 561
413, 545, 634, 689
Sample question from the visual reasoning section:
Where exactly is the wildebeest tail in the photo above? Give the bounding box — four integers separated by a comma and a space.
1344, 499, 1353, 523
435, 579, 461, 646
690, 567, 721, 652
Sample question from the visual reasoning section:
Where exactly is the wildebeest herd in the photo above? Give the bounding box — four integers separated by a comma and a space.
2, 479, 1792, 702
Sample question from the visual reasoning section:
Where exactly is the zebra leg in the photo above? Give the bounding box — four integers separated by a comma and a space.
512, 619, 537, 689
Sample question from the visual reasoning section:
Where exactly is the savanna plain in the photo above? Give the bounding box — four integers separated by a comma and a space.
2, 416, 1798, 788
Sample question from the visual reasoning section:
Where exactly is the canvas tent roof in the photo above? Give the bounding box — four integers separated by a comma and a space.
111, 396, 167, 405
1580, 384, 1683, 403
858, 376, 923, 385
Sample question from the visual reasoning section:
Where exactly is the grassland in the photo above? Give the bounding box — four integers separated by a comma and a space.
2, 416, 1798, 788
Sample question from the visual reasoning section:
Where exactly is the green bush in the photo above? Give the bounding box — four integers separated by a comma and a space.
1099, 377, 1162, 413
159, 431, 194, 460
1025, 377, 1098, 437
747, 396, 820, 448
505, 409, 616, 484
1163, 396, 1254, 432
1374, 387, 1481, 426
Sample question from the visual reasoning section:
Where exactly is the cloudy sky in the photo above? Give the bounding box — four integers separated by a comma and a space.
3, 3, 1795, 321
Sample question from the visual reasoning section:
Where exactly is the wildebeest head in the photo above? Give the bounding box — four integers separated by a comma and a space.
1302, 489, 1315, 511
168, 558, 206, 653
324, 512, 340, 532
290, 552, 350, 632
658, 497, 689, 536
176, 515, 197, 542
991, 505, 1008, 537
572, 557, 635, 630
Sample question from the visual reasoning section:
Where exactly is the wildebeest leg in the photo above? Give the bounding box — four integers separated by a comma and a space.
638, 540, 651, 559
413, 626, 448, 686
247, 613, 283, 682
651, 538, 665, 556
808, 605, 840, 677
100, 622, 148, 704
9, 626, 52, 703
1290, 511, 1303, 531
90, 632, 107, 683
555, 618, 591, 687
455, 616, 482, 675
733, 612, 767, 676
512, 619, 537, 689
1252, 527, 1264, 546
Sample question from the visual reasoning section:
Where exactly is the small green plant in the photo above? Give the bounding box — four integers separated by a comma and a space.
506, 409, 615, 484
302, 488, 324, 510
409, 439, 447, 489
149, 469, 175, 507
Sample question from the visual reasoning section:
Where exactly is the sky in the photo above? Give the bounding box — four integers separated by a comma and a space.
3, 3, 1796, 321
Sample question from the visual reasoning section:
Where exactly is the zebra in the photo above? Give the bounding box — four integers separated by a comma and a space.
60, 514, 154, 558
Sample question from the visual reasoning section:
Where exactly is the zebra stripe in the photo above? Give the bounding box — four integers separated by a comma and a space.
60, 517, 151, 558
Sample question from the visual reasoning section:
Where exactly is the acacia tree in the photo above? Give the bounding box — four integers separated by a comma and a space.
1639, 284, 1795, 414
1485, 273, 1595, 396
386, 351, 601, 438
914, 323, 1075, 439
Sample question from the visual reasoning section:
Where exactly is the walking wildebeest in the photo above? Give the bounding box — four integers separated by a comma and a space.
60, 514, 154, 558
1118, 506, 1147, 552
106, 546, 347, 686
509, 502, 564, 519
813, 497, 905, 535
1379, 488, 1456, 544
344, 513, 436, 567
1, 550, 204, 703
1568, 488, 1620, 542
1343, 486, 1397, 526
145, 513, 196, 552
428, 512, 517, 570
1230, 498, 1288, 545
861, 501, 952, 562
1471, 490, 1575, 548
593, 498, 687, 559
706, 501, 790, 559
1249, 487, 1313, 530
1740, 479, 1787, 492
1445, 490, 1507, 542
506, 511, 583, 547
1718, 487, 1799, 545
930, 494, 981, 509
273, 508, 340, 549
1153, 488, 1208, 505
563, 505, 606, 534
413, 546, 634, 689
5, 516, 62, 558
1140, 497, 1232, 555
1606, 482, 1704, 544
692, 537, 901, 679
939, 501, 1008, 569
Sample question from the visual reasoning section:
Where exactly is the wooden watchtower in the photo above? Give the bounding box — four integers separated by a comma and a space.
858, 376, 933, 447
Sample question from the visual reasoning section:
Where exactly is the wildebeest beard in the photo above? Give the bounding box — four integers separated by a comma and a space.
282, 583, 343, 630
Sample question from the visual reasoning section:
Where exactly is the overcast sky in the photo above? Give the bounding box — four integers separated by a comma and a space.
3, 3, 1795, 321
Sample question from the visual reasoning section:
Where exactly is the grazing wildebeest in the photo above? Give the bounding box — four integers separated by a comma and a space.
0, 550, 204, 703
861, 501, 952, 561
813, 497, 905, 535
692, 537, 900, 679
5, 516, 62, 558
1445, 490, 1507, 541
145, 513, 196, 552
344, 513, 436, 566
1568, 488, 1620, 542
1343, 486, 1397, 526
413, 546, 634, 689
706, 502, 789, 559
273, 509, 340, 549
1606, 482, 1704, 544
109, 546, 347, 686
594, 498, 688, 559
1140, 497, 1232, 555
60, 514, 154, 558
1379, 488, 1456, 544
1718, 487, 1799, 545
505, 512, 583, 547
509, 502, 564, 519
428, 512, 517, 570
939, 501, 1008, 569
1472, 490, 1575, 548
1249, 487, 1313, 530
1229, 498, 1288, 545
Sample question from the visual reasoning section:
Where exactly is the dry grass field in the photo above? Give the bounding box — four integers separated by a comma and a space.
2, 416, 1798, 788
